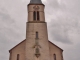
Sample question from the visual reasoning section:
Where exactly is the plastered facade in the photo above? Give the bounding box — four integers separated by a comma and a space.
49, 42, 63, 60
9, 40, 26, 60
9, 40, 63, 60
26, 22, 50, 60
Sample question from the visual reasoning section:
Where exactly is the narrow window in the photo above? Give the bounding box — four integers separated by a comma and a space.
54, 54, 56, 60
17, 54, 19, 60
36, 32, 38, 39
33, 11, 36, 20
37, 11, 40, 20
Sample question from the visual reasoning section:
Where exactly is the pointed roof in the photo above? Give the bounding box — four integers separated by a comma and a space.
9, 39, 63, 52
30, 0, 42, 4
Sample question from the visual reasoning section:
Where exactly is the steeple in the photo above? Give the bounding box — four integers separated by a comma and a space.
30, 0, 42, 4
28, 0, 45, 22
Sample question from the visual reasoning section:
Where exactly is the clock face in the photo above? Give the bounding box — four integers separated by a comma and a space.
33, 5, 39, 10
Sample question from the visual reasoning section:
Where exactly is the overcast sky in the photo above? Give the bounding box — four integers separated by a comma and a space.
0, 0, 80, 60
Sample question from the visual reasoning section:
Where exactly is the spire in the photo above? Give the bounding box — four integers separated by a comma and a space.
30, 0, 42, 4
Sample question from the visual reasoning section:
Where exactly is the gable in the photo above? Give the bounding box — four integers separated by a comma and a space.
48, 41, 63, 51
9, 39, 63, 52
9, 39, 26, 52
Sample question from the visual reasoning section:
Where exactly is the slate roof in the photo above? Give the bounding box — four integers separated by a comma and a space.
30, 0, 42, 4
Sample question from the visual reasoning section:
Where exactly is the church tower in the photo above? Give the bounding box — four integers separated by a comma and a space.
9, 0, 64, 60
26, 0, 50, 60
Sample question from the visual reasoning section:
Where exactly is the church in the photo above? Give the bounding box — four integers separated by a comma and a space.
9, 0, 64, 60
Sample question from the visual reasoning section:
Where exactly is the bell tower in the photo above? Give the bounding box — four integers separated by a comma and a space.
28, 0, 45, 22
26, 0, 50, 60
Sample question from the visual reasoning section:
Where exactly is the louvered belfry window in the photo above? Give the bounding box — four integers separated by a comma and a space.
33, 11, 40, 21
37, 11, 39, 20
33, 11, 36, 20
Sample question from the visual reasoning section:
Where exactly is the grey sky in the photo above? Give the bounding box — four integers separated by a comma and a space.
0, 0, 80, 60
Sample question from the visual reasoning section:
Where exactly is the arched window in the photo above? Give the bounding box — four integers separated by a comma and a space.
33, 11, 36, 20
37, 11, 40, 20
54, 54, 56, 60
36, 32, 38, 39
17, 54, 19, 60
